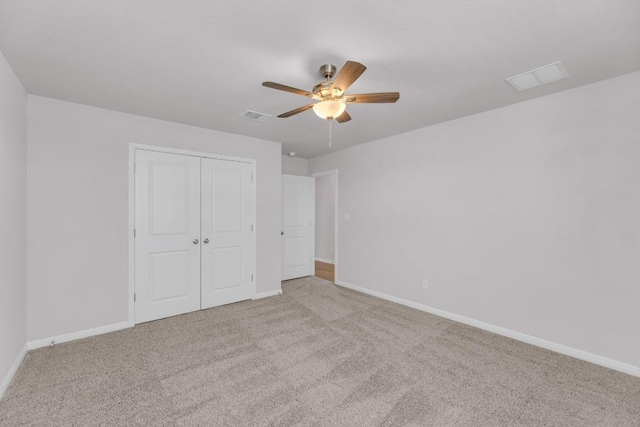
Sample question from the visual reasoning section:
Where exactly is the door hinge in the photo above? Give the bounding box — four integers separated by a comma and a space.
134, 293, 136, 302
133, 228, 136, 237
251, 274, 254, 282
133, 163, 136, 173
251, 175, 254, 183
251, 224, 254, 231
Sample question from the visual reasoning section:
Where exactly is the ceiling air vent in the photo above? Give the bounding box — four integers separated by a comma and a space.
506, 61, 570, 92
240, 110, 271, 122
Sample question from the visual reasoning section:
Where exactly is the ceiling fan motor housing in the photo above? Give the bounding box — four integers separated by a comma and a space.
313, 81, 333, 98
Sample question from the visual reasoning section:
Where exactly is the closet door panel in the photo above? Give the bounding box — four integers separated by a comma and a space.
134, 150, 201, 324
201, 158, 254, 309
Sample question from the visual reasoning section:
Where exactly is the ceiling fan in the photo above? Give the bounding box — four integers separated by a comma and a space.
262, 61, 400, 123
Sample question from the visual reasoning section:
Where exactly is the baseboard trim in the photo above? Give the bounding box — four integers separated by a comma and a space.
27, 321, 130, 351
0, 343, 28, 400
253, 289, 283, 300
315, 257, 335, 265
335, 280, 640, 378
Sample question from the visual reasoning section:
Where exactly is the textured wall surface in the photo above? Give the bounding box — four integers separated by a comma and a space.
310, 71, 640, 367
281, 155, 308, 176
27, 96, 282, 341
0, 50, 27, 393
315, 173, 336, 262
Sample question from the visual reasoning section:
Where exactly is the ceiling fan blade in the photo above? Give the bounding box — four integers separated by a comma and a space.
343, 92, 400, 103
335, 110, 351, 123
329, 61, 366, 97
262, 82, 321, 100
278, 103, 315, 118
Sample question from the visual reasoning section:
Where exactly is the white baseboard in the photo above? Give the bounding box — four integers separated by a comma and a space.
336, 280, 640, 378
253, 289, 283, 300
315, 257, 335, 265
0, 343, 28, 400
27, 321, 130, 351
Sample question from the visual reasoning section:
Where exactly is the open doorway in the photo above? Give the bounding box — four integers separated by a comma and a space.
312, 170, 338, 283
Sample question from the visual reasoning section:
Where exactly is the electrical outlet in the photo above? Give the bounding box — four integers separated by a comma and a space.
422, 279, 428, 289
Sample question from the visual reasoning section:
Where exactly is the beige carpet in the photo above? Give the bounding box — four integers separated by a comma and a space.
1, 276, 639, 426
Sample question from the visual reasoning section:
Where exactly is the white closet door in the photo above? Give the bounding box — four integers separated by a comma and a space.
200, 158, 255, 309
134, 150, 201, 324
281, 175, 315, 280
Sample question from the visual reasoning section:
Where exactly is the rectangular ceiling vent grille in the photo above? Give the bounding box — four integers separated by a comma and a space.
240, 110, 271, 122
506, 61, 570, 92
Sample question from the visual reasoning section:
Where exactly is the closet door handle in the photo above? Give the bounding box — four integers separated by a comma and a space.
203, 238, 209, 244
193, 239, 199, 245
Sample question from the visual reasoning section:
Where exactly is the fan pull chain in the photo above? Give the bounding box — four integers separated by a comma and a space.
328, 119, 333, 150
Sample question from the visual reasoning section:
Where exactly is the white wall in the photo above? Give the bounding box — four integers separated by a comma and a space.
315, 173, 335, 262
27, 96, 282, 341
0, 51, 27, 392
309, 71, 640, 368
281, 155, 308, 176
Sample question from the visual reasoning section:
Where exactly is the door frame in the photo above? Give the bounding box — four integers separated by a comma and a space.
128, 143, 257, 326
310, 169, 339, 283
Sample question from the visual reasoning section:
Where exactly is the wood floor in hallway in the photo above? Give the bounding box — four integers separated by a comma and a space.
314, 260, 334, 282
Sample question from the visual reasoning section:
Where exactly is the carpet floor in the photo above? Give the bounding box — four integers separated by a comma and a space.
1, 276, 639, 426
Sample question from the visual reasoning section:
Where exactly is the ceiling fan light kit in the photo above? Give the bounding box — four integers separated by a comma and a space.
313, 99, 346, 120
262, 60, 400, 124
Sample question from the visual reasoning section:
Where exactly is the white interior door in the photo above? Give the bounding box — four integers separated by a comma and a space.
134, 150, 201, 323
282, 174, 314, 280
201, 158, 255, 308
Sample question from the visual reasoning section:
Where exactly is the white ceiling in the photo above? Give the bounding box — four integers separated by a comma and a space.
1, 1, 639, 158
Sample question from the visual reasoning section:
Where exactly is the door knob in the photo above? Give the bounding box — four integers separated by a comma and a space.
193, 239, 199, 244
203, 238, 209, 244
281, 231, 284, 236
